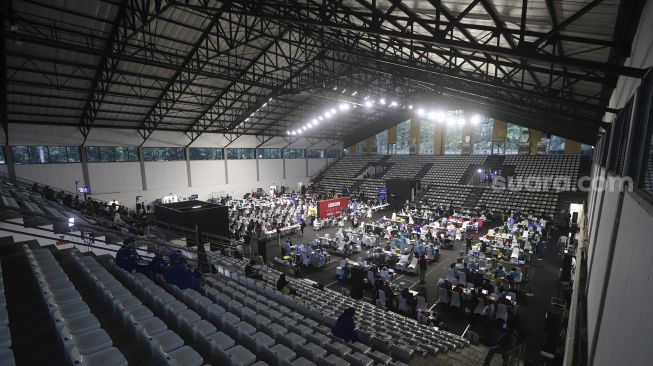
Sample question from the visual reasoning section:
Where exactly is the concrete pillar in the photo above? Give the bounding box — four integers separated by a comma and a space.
529, 129, 543, 154
565, 139, 581, 154
410, 119, 420, 154
366, 137, 376, 155
434, 125, 444, 155
138, 147, 147, 191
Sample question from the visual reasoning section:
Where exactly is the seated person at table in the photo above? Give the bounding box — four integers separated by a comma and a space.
276, 274, 297, 295
467, 261, 477, 271
245, 259, 264, 280
281, 239, 292, 257
382, 281, 394, 304
507, 268, 519, 282
332, 307, 358, 342
115, 237, 141, 272
496, 266, 506, 278
401, 287, 417, 312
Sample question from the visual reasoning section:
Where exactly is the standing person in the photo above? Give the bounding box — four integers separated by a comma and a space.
331, 307, 358, 342
483, 321, 519, 366
300, 219, 306, 235
418, 254, 428, 283
465, 234, 473, 254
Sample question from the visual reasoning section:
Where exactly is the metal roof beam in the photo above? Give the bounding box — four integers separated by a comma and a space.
183, 0, 645, 77
534, 0, 606, 48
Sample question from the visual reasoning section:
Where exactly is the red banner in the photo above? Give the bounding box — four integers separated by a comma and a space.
318, 197, 349, 219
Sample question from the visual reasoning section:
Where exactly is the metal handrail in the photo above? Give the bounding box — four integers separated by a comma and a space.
0, 171, 102, 203
0, 214, 243, 268
0, 204, 239, 254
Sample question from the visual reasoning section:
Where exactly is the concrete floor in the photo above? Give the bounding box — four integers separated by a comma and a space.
252, 211, 566, 365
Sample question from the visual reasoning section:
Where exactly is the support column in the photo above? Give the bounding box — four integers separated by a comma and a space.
366, 137, 376, 155
185, 147, 192, 187
223, 148, 229, 184
492, 119, 508, 154
434, 125, 444, 155
2, 144, 16, 180
387, 126, 397, 154
138, 147, 147, 191
80, 146, 91, 190
565, 139, 581, 154
410, 119, 420, 154
256, 150, 261, 181
529, 129, 543, 154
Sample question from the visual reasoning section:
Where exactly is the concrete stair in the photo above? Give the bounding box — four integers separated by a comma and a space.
409, 344, 510, 366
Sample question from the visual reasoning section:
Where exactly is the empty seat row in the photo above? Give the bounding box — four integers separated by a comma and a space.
24, 246, 127, 366
109, 263, 254, 366
70, 253, 197, 366
205, 274, 384, 366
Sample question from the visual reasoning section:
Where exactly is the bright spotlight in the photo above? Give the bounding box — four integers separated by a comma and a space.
297, 129, 303, 134
332, 86, 338, 90
325, 111, 332, 118
389, 101, 397, 107
339, 103, 350, 111
302, 126, 307, 131
318, 116, 324, 121
261, 102, 267, 108
436, 111, 446, 122
330, 108, 337, 114
471, 115, 481, 124
351, 91, 358, 96
408, 105, 413, 110
286, 131, 290, 135
312, 119, 318, 125
379, 98, 386, 105
68, 217, 75, 227
477, 169, 482, 173
457, 117, 466, 125
417, 108, 425, 116
306, 123, 312, 129
365, 101, 373, 108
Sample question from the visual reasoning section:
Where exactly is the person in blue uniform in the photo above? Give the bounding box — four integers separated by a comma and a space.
332, 307, 358, 342
115, 237, 141, 272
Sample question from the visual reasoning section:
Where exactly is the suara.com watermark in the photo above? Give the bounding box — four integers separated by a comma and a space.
490, 175, 633, 193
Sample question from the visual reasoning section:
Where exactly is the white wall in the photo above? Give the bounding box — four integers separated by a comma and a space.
285, 159, 307, 179
88, 162, 142, 194
144, 161, 188, 191
190, 160, 226, 187
258, 159, 284, 181
226, 160, 257, 184
591, 190, 653, 365
14, 163, 84, 192
585, 175, 621, 352
584, 2, 653, 363
308, 158, 327, 176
